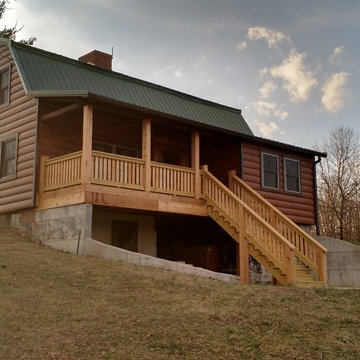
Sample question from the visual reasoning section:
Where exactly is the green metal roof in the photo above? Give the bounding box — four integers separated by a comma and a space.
7, 40, 253, 136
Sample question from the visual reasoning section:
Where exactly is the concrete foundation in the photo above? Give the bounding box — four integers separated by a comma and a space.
316, 236, 360, 288
92, 209, 157, 257
34, 203, 93, 252
82, 237, 238, 284
0, 209, 35, 236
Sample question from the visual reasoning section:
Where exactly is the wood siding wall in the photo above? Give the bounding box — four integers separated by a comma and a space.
0, 45, 38, 214
201, 139, 241, 185
38, 115, 82, 158
241, 142, 316, 225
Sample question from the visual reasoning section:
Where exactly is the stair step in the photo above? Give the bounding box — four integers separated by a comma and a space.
296, 281, 325, 288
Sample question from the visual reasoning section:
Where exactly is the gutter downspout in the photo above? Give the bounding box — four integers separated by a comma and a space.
314, 156, 322, 236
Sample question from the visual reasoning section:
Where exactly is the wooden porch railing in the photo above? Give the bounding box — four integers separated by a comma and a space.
40, 151, 196, 197
151, 161, 195, 196
202, 168, 296, 285
229, 171, 328, 283
92, 151, 145, 190
41, 151, 82, 191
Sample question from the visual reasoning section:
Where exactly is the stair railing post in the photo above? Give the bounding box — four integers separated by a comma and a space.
238, 203, 249, 284
285, 246, 296, 285
201, 165, 208, 199
228, 169, 236, 191
317, 250, 328, 285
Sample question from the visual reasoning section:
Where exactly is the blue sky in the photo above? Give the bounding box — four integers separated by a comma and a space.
3, 0, 359, 149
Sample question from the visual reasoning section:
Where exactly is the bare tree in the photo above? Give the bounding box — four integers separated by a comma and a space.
317, 126, 360, 243
0, 0, 36, 45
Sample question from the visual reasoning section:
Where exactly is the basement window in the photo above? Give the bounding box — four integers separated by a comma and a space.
284, 158, 301, 193
261, 152, 279, 190
0, 65, 10, 107
0, 135, 17, 182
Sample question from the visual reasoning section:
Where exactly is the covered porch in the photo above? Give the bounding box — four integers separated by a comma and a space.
37, 102, 211, 215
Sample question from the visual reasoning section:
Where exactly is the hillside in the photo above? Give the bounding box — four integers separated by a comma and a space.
1, 227, 360, 360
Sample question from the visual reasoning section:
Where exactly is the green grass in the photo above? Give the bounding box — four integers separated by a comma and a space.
1, 227, 360, 360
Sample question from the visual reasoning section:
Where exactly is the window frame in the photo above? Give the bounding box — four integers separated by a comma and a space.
261, 152, 279, 191
0, 64, 11, 108
284, 157, 301, 194
0, 134, 18, 183
92, 140, 139, 158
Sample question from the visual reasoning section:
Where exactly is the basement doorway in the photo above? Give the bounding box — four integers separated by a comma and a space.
155, 215, 236, 274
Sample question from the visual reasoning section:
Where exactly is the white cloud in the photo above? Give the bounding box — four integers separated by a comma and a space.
2, 2, 96, 59
259, 81, 277, 99
329, 46, 346, 64
255, 119, 280, 137
247, 26, 291, 48
268, 49, 317, 103
236, 41, 247, 50
174, 69, 183, 77
153, 65, 183, 79
196, 54, 209, 68
274, 109, 289, 120
253, 100, 277, 117
321, 72, 351, 113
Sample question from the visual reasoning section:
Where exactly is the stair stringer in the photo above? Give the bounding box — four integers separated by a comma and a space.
207, 205, 290, 285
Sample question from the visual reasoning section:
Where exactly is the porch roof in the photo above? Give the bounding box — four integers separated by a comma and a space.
8, 40, 254, 136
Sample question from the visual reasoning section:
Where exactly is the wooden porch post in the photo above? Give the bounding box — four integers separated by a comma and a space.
142, 118, 151, 192
238, 204, 249, 284
81, 104, 93, 185
191, 130, 200, 199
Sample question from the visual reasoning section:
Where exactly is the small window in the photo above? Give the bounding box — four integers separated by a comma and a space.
0, 136, 17, 181
284, 158, 300, 193
0, 66, 10, 106
261, 152, 279, 190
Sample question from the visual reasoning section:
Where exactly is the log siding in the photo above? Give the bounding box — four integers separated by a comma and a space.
0, 45, 38, 214
242, 141, 316, 225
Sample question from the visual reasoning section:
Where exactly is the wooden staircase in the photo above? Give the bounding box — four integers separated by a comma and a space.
201, 167, 327, 287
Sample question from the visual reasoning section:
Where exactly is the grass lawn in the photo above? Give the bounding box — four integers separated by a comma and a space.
1, 227, 360, 360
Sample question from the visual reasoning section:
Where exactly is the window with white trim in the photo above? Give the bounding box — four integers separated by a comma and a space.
284, 158, 300, 193
0, 135, 17, 181
261, 152, 279, 190
0, 66, 10, 106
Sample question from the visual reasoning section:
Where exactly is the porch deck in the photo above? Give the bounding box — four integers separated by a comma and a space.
37, 151, 207, 216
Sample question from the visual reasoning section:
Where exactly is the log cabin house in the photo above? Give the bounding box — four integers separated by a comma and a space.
0, 38, 328, 286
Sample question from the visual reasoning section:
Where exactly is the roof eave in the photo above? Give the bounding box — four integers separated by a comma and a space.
28, 90, 89, 97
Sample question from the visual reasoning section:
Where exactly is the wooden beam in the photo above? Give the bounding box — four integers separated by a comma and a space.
191, 130, 200, 199
142, 118, 151, 192
81, 104, 93, 184
40, 104, 81, 122
238, 205, 249, 284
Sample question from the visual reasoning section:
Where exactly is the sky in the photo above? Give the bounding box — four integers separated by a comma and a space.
2, 0, 359, 150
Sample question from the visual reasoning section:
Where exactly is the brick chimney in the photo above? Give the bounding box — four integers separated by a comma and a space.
78, 50, 112, 71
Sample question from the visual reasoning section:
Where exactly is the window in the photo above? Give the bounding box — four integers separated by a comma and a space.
0, 66, 10, 106
284, 158, 300, 193
92, 141, 139, 158
0, 136, 17, 181
261, 152, 279, 190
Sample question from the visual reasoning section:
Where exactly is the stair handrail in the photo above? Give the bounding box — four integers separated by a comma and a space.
202, 167, 296, 284
229, 171, 327, 284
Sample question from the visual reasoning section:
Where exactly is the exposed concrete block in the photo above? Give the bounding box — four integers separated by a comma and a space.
316, 236, 360, 287
35, 203, 93, 245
